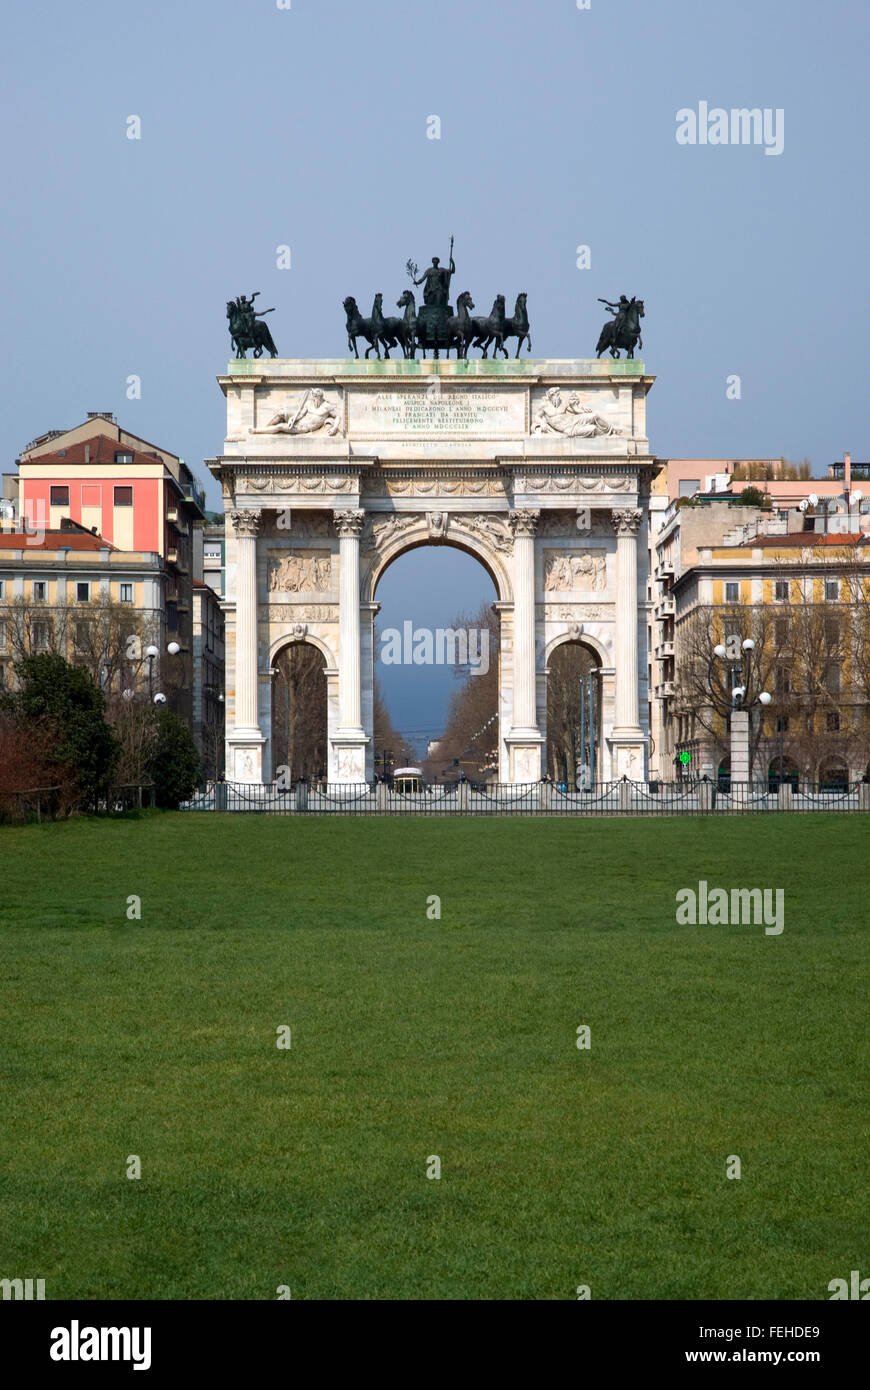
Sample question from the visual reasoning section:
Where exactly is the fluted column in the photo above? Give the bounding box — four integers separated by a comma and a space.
334, 509, 365, 734
509, 509, 540, 733
612, 507, 643, 735
225, 508, 265, 784
230, 508, 262, 734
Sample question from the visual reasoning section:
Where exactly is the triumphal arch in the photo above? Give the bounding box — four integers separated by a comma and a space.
209, 356, 657, 784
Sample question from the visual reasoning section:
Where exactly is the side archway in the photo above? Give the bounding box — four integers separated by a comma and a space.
270, 639, 329, 782
544, 636, 603, 786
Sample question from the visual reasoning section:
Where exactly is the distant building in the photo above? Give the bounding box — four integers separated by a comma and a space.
14, 412, 208, 723
0, 520, 164, 694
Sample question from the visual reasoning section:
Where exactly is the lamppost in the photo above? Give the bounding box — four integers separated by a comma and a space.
712, 637, 772, 791
377, 749, 393, 782
146, 640, 181, 706
145, 644, 158, 700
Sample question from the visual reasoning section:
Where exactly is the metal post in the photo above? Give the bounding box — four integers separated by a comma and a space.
580, 681, 586, 780
589, 674, 596, 783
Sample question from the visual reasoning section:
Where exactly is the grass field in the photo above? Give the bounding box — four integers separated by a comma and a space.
0, 812, 867, 1301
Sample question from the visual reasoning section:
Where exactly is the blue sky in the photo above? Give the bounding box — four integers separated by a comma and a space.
3, 0, 867, 740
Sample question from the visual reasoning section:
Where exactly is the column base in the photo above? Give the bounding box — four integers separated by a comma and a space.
608, 732, 647, 780
504, 732, 544, 783
226, 730, 266, 784
332, 733, 370, 784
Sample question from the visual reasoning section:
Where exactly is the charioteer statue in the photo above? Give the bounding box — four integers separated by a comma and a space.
341, 236, 533, 360
408, 237, 457, 357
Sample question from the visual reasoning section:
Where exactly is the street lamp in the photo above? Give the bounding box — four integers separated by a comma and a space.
145, 644, 159, 699
713, 637, 771, 791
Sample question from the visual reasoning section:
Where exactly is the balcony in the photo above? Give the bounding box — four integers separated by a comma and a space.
654, 596, 676, 619
654, 640, 674, 660
654, 680, 676, 699
655, 560, 675, 581
183, 483, 207, 517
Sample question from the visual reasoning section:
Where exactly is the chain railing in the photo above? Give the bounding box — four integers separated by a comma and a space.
179, 776, 870, 816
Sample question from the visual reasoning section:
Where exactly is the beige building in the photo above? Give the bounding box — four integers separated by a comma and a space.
0, 521, 165, 694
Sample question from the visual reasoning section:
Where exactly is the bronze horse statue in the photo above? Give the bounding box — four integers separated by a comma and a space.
447, 291, 475, 359
596, 297, 644, 359
343, 294, 388, 359
471, 295, 506, 358
503, 293, 531, 357
379, 290, 418, 358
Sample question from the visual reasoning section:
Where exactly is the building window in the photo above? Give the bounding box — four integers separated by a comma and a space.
825, 579, 839, 601
0, 620, 6, 651
74, 621, 90, 651
825, 617, 840, 647
826, 711, 841, 732
725, 582, 739, 602
679, 479, 700, 498
114, 486, 134, 506
33, 580, 47, 602
825, 664, 841, 696
0, 580, 5, 600
776, 666, 790, 694
76, 581, 90, 602
774, 580, 788, 601
166, 600, 178, 631
50, 485, 70, 506
119, 582, 134, 604
32, 621, 49, 650
776, 716, 789, 734
774, 617, 789, 646
114, 452, 134, 464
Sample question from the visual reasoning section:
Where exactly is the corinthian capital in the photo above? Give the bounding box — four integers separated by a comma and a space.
229, 508, 263, 538
333, 508, 366, 539
508, 508, 540, 538
611, 508, 642, 537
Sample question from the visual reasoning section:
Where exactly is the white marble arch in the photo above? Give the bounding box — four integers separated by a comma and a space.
213, 357, 655, 785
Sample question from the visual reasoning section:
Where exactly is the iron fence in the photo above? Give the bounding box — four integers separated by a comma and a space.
180, 777, 870, 816
0, 783, 156, 824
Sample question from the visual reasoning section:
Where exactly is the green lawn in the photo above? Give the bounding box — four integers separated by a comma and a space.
0, 813, 867, 1300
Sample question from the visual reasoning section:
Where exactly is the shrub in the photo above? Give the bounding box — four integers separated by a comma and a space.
150, 709, 201, 809
7, 654, 119, 807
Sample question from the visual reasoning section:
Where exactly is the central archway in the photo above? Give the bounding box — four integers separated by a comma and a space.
370, 537, 501, 782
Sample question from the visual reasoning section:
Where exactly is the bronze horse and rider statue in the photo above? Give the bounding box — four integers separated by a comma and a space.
596, 295, 644, 359
226, 292, 278, 358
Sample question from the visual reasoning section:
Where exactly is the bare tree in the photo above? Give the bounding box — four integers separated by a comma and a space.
546, 642, 597, 784
422, 602, 500, 781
